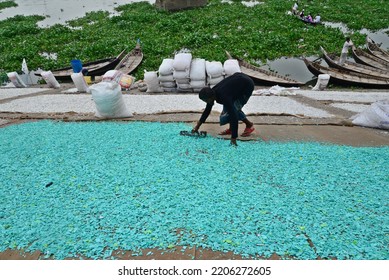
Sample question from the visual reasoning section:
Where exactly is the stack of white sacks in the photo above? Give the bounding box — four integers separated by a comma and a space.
206, 61, 224, 88
158, 58, 176, 92
190, 58, 207, 92
173, 52, 192, 92
146, 55, 241, 93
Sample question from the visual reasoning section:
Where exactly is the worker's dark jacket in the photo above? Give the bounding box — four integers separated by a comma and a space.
199, 73, 254, 138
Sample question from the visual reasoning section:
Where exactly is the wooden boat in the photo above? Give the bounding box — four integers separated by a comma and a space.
114, 43, 143, 74
352, 48, 389, 71
366, 37, 389, 63
293, 14, 320, 26
320, 46, 389, 79
226, 51, 305, 87
300, 17, 319, 26
36, 49, 127, 82
303, 58, 389, 89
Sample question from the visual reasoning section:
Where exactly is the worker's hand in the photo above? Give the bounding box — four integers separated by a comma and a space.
230, 138, 238, 146
191, 122, 201, 133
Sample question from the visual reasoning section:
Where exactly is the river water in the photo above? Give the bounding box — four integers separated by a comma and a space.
1, 0, 388, 83
0, 0, 155, 27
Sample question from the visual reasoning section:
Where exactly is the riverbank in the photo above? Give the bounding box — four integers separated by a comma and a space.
1, 85, 388, 146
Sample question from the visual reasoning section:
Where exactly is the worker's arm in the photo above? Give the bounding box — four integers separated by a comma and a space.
192, 102, 213, 132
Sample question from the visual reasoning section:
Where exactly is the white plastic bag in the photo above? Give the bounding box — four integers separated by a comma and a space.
144, 71, 163, 93
102, 70, 123, 83
312, 74, 330, 91
351, 100, 389, 130
90, 81, 132, 118
71, 72, 89, 93
190, 58, 206, 80
206, 61, 224, 79
173, 53, 192, 71
223, 59, 241, 76
7, 72, 27, 88
41, 71, 60, 88
173, 69, 190, 80
159, 58, 174, 76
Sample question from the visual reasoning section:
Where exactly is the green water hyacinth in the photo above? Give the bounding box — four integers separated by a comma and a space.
0, 121, 388, 259
0, 0, 388, 79
0, 1, 17, 11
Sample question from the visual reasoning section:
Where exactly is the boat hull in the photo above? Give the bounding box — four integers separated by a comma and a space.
36, 50, 127, 82
304, 58, 389, 89
114, 44, 143, 75
320, 46, 389, 79
366, 37, 389, 63
352, 48, 389, 71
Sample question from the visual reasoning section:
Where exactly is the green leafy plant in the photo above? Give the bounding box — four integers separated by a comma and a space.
0, 0, 387, 79
0, 0, 17, 11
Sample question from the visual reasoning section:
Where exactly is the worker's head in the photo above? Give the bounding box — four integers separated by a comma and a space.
199, 87, 215, 103
346, 37, 351, 42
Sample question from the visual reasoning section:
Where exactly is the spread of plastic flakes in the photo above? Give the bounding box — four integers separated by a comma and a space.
0, 121, 388, 260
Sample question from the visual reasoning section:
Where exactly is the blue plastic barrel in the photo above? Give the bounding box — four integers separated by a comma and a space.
70, 59, 83, 73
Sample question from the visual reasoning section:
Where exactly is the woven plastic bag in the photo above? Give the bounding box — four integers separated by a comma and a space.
351, 100, 389, 130
90, 81, 132, 118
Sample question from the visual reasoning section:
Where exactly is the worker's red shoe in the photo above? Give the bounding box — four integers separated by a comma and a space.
241, 126, 255, 137
218, 128, 231, 135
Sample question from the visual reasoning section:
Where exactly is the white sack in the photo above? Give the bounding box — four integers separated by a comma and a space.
7, 72, 27, 88
351, 100, 389, 130
208, 75, 224, 86
71, 72, 89, 93
41, 71, 60, 89
190, 58, 206, 80
206, 61, 224, 79
163, 87, 177, 93
312, 74, 330, 91
175, 78, 190, 85
176, 83, 192, 90
144, 71, 163, 93
223, 59, 241, 76
190, 80, 207, 88
102, 70, 123, 83
90, 81, 132, 118
159, 58, 174, 76
158, 74, 174, 82
173, 53, 192, 71
173, 69, 190, 80
160, 81, 176, 88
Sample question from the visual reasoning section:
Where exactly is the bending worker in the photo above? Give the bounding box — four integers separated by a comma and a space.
192, 72, 255, 146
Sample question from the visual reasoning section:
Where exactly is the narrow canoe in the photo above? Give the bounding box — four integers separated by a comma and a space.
303, 58, 389, 89
320, 46, 389, 79
366, 37, 389, 63
352, 48, 389, 71
114, 43, 143, 74
36, 50, 127, 82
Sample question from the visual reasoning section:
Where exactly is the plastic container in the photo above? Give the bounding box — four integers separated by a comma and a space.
70, 59, 83, 73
